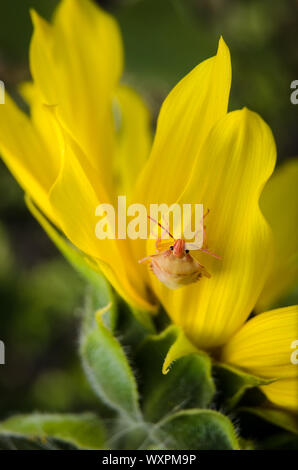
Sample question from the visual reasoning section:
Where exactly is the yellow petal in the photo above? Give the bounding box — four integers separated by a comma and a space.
260, 378, 298, 411
112, 85, 153, 285
30, 0, 123, 197
0, 93, 57, 221
18, 81, 36, 105
162, 326, 198, 374
114, 85, 152, 197
150, 109, 276, 349
221, 305, 298, 380
49, 121, 155, 312
256, 159, 298, 312
29, 12, 55, 102
134, 37, 231, 206
19, 81, 63, 171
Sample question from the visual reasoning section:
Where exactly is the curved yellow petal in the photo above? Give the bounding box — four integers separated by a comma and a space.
49, 121, 155, 312
134, 37, 231, 205
19, 81, 63, 171
0, 93, 57, 221
260, 378, 298, 412
18, 81, 36, 105
114, 85, 152, 198
150, 109, 276, 349
221, 306, 298, 380
112, 85, 153, 285
30, 0, 123, 197
162, 326, 199, 375
256, 159, 298, 312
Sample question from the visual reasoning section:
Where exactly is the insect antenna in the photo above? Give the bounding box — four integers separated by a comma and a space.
185, 243, 221, 260
203, 208, 210, 219
199, 247, 222, 259
148, 215, 175, 240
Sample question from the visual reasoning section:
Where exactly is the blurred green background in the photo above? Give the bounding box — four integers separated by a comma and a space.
0, 0, 297, 419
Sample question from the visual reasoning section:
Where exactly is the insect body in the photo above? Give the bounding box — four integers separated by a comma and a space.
139, 216, 220, 290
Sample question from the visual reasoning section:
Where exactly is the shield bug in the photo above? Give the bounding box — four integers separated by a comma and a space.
139, 215, 221, 290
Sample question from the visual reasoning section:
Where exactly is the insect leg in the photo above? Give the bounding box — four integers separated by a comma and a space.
199, 247, 221, 260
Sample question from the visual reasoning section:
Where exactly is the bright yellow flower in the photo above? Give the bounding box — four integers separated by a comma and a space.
222, 305, 298, 411
0, 0, 154, 312
0, 0, 297, 412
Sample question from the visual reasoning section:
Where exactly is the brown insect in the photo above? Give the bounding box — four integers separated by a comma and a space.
139, 215, 220, 289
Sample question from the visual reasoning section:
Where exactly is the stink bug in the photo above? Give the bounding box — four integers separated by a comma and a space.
139, 215, 221, 290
